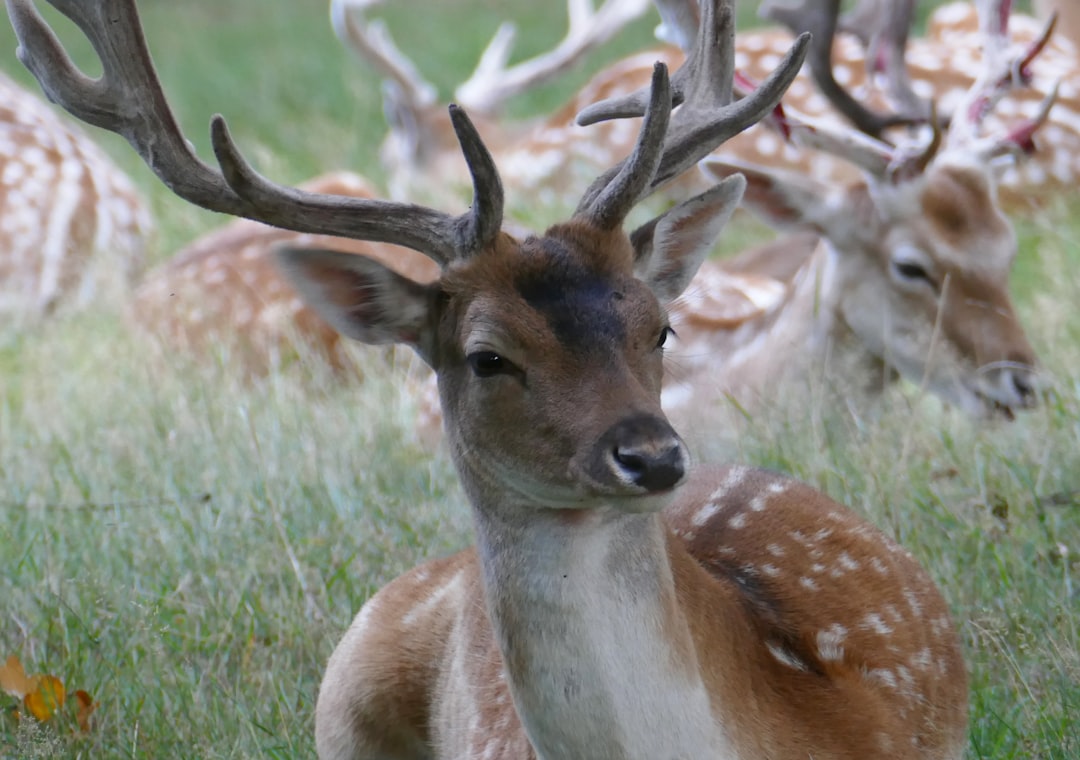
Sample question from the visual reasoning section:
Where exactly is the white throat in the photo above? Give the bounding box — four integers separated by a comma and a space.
469, 499, 736, 760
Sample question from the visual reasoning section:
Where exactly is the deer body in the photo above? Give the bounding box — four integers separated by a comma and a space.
318, 463, 967, 760
6, 1, 968, 758
0, 72, 151, 323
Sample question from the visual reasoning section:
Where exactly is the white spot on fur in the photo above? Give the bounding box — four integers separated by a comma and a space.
865, 668, 898, 689
402, 569, 465, 627
766, 543, 785, 557
799, 576, 820, 591
816, 624, 847, 662
728, 512, 748, 529
861, 613, 894, 636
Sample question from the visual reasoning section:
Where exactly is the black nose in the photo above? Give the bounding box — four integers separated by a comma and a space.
614, 441, 685, 491
595, 414, 686, 492
1012, 370, 1036, 402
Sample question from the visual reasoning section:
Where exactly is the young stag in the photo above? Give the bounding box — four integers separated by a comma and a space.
8, 1, 969, 759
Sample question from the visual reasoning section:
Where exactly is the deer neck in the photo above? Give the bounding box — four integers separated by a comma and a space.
457, 464, 734, 760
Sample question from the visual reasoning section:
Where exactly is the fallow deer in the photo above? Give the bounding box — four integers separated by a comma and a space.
626, 0, 1052, 422
8, 1, 971, 759
0, 71, 152, 325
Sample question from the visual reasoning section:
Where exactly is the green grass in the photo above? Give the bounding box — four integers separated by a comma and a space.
1, 0, 1078, 758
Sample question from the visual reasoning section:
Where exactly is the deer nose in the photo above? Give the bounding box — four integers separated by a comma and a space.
1011, 369, 1038, 405
596, 414, 687, 493
614, 440, 686, 492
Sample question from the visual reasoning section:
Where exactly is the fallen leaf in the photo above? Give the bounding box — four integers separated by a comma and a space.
0, 655, 35, 699
24, 674, 65, 721
74, 690, 98, 733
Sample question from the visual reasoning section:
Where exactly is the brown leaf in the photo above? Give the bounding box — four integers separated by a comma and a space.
24, 674, 65, 721
74, 690, 98, 733
0, 655, 35, 699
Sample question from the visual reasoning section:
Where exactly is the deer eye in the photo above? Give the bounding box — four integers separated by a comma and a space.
890, 249, 937, 290
657, 326, 675, 350
467, 351, 513, 378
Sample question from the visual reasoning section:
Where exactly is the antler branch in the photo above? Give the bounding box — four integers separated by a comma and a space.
7, 0, 502, 265
760, 0, 924, 138
576, 0, 809, 213
330, 0, 438, 114
455, 0, 651, 114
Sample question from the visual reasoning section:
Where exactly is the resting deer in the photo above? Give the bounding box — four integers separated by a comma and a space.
633, 0, 1054, 423
0, 71, 152, 325
9, 1, 971, 758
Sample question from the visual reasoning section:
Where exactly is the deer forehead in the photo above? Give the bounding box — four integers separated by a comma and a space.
868, 161, 1014, 276
449, 226, 659, 356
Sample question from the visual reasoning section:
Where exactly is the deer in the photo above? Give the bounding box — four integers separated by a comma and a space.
628, 0, 1055, 423
8, 1, 972, 759
0, 70, 152, 326
409, 0, 1052, 444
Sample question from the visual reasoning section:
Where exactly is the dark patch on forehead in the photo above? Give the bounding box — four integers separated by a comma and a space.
920, 165, 998, 243
514, 236, 625, 349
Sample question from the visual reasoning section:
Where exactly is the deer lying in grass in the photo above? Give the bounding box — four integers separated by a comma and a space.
0, 71, 152, 325
9, 0, 970, 758
572, 0, 1047, 423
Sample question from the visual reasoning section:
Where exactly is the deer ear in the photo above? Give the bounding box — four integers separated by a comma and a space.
274, 247, 437, 363
631, 174, 746, 302
700, 158, 838, 231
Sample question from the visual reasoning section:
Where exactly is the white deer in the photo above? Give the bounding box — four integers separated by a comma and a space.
7, 1, 971, 758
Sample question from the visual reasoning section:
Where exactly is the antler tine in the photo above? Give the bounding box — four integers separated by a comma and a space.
576, 64, 672, 230
761, 0, 921, 138
946, 0, 1057, 148
330, 0, 438, 114
577, 0, 808, 201
455, 0, 651, 115
840, 0, 924, 116
8, 0, 504, 266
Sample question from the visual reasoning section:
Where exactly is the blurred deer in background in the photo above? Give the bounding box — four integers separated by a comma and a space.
8, 1, 973, 758
652, 0, 1053, 423
0, 72, 152, 326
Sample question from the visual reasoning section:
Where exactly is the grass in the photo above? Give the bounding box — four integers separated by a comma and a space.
1, 0, 1078, 757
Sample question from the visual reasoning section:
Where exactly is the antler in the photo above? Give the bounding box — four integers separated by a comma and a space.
8, 0, 502, 267
946, 0, 1060, 152
330, 0, 438, 118
455, 0, 651, 114
837, 0, 924, 116
575, 0, 810, 216
333, 0, 650, 118
760, 0, 924, 138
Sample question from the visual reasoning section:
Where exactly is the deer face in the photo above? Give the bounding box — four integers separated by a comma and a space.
433, 224, 686, 509
704, 158, 1039, 417
276, 175, 744, 512
846, 158, 1039, 416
